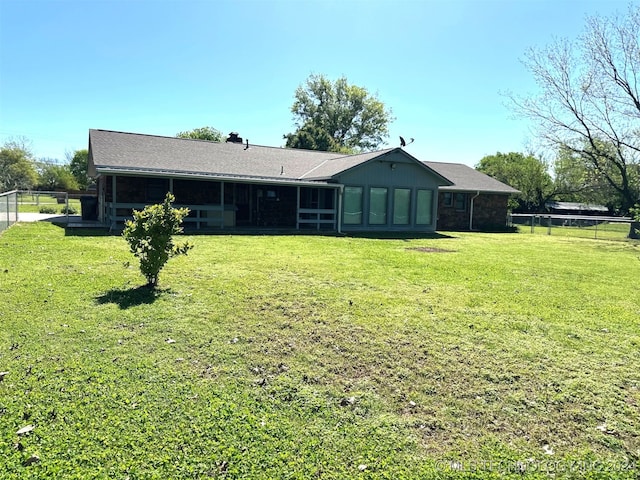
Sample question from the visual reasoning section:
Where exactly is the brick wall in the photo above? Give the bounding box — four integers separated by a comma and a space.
437, 192, 509, 231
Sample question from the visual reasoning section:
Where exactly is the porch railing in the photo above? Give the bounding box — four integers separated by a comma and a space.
297, 208, 336, 231
104, 202, 235, 230
104, 202, 339, 231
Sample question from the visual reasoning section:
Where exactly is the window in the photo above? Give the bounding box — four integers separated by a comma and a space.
393, 188, 411, 225
416, 189, 433, 225
369, 187, 388, 225
343, 186, 363, 225
443, 192, 453, 207
455, 193, 466, 211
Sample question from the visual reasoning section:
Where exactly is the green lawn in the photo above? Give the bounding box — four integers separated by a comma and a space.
1, 223, 639, 479
515, 222, 633, 241
17, 194, 81, 214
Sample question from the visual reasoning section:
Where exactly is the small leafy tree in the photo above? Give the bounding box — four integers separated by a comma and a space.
122, 193, 193, 288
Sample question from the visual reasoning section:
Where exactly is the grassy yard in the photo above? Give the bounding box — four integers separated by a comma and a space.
515, 222, 633, 241
17, 193, 81, 214
0, 223, 639, 479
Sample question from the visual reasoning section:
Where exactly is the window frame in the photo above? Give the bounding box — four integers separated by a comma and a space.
368, 186, 389, 226
392, 187, 411, 225
343, 186, 364, 225
415, 189, 434, 226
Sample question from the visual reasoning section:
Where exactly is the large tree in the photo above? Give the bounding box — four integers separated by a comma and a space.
476, 152, 555, 212
509, 5, 640, 213
67, 149, 91, 190
176, 126, 223, 142
38, 161, 79, 191
0, 139, 38, 191
283, 121, 348, 153
552, 143, 633, 211
284, 74, 393, 152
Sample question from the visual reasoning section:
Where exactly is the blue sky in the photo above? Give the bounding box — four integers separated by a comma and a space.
0, 0, 631, 167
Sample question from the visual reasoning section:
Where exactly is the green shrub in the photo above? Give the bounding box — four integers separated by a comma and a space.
38, 206, 57, 214
60, 205, 78, 214
122, 193, 193, 288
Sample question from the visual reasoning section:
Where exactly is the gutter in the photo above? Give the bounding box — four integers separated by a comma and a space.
95, 167, 337, 188
469, 190, 480, 231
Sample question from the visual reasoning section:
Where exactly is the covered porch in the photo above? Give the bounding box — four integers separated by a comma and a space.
98, 175, 340, 232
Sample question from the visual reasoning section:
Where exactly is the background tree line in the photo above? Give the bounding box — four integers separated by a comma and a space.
5, 4, 639, 214
0, 138, 91, 192
476, 146, 639, 214
499, 4, 640, 214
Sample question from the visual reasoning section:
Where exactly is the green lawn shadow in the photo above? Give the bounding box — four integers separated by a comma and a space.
96, 286, 166, 309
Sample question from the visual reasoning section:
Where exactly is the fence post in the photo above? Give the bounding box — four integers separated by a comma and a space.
531, 215, 535, 234
547, 216, 551, 235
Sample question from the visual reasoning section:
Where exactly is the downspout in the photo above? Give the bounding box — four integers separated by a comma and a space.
337, 185, 344, 234
469, 191, 480, 231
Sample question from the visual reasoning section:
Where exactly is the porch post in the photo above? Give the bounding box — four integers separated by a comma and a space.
220, 182, 225, 229
337, 185, 343, 234
111, 175, 117, 229
296, 186, 300, 230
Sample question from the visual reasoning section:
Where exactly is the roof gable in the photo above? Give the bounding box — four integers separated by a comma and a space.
302, 148, 454, 185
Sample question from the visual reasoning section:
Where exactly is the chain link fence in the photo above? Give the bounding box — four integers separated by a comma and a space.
0, 190, 18, 234
509, 213, 637, 241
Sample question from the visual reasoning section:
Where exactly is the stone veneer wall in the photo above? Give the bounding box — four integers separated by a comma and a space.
471, 194, 509, 230
437, 192, 509, 231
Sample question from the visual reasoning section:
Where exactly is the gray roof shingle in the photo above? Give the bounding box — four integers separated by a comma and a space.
89, 129, 342, 182
88, 130, 517, 194
424, 161, 519, 194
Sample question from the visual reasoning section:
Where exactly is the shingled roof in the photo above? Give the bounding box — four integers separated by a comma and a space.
88, 130, 450, 185
424, 161, 519, 194
88, 130, 516, 194
88, 129, 344, 183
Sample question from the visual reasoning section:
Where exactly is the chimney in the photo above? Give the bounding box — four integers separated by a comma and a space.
226, 132, 243, 144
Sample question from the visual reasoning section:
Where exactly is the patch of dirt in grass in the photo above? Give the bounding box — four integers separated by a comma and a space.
406, 247, 454, 253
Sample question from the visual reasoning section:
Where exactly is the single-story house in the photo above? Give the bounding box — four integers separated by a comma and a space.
425, 162, 520, 231
87, 129, 518, 233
